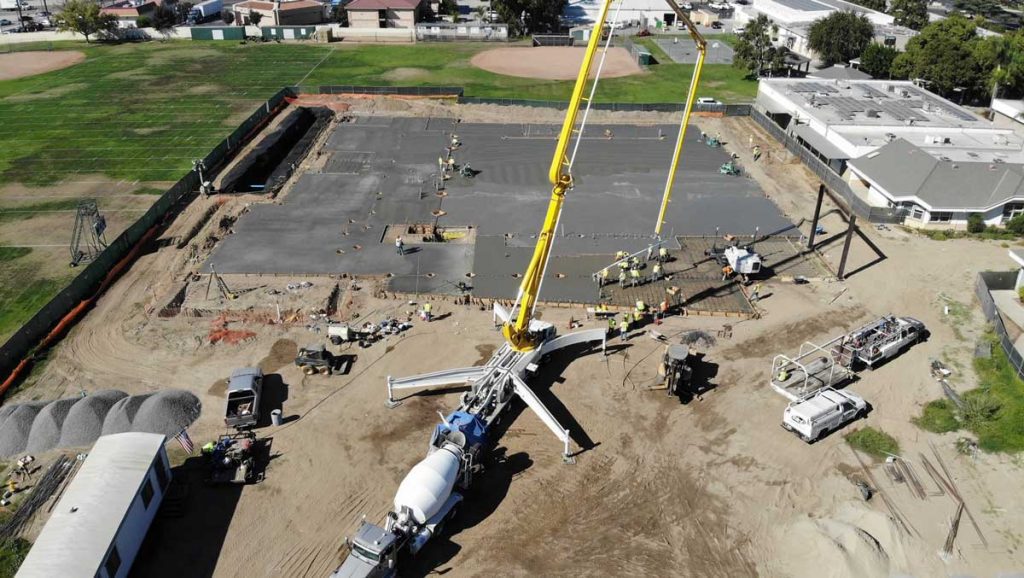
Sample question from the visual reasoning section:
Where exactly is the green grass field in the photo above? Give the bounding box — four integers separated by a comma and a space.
0, 39, 755, 345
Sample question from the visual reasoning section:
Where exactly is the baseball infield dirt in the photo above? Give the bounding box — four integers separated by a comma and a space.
0, 51, 85, 81
471, 46, 643, 80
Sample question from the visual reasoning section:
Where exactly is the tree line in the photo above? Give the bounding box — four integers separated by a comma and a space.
734, 11, 1024, 103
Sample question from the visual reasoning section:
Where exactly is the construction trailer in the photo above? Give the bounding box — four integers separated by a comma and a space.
770, 337, 853, 401
17, 433, 171, 578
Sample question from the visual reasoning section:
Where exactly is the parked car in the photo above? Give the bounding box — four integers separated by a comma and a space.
733, 26, 745, 34
697, 97, 722, 105
710, 21, 724, 29
782, 388, 867, 443
0, 18, 12, 25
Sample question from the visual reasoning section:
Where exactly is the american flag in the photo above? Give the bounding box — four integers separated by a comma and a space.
175, 428, 195, 455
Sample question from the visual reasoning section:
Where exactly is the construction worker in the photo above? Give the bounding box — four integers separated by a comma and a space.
646, 245, 654, 261
619, 270, 627, 286
721, 265, 733, 281
651, 262, 663, 282
422, 302, 432, 322
635, 300, 647, 323
615, 250, 628, 260
700, 130, 707, 143
659, 298, 670, 320
629, 268, 641, 287
658, 246, 668, 262
618, 258, 630, 271
629, 255, 640, 269
451, 134, 461, 148
619, 316, 629, 340
751, 282, 762, 302
753, 145, 762, 162
777, 368, 790, 382
607, 315, 618, 337
396, 236, 405, 255
600, 268, 610, 287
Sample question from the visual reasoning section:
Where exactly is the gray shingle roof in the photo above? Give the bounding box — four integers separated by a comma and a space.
848, 138, 1024, 210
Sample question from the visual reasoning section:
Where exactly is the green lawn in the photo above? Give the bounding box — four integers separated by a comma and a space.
0, 40, 756, 186
913, 335, 1024, 452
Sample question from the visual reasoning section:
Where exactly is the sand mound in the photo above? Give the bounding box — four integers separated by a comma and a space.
774, 510, 896, 578
471, 46, 642, 80
0, 51, 86, 81
132, 390, 202, 436
58, 390, 127, 448
0, 402, 48, 458
25, 398, 77, 453
102, 393, 153, 435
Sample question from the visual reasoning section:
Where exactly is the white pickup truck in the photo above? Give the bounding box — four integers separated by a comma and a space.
782, 388, 866, 443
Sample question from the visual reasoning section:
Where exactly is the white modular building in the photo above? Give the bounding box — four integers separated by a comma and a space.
17, 433, 171, 578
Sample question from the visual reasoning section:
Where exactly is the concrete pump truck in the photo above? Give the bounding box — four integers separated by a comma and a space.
331, 1, 709, 575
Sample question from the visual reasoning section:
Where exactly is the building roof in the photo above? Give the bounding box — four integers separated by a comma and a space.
18, 433, 167, 578
345, 0, 420, 9
993, 98, 1024, 125
792, 124, 846, 159
100, 1, 156, 16
808, 65, 872, 81
848, 138, 1024, 211
235, 0, 324, 9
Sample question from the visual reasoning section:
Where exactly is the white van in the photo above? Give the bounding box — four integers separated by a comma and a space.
782, 388, 866, 443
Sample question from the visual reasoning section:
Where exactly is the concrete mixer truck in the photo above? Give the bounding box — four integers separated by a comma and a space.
331, 411, 485, 578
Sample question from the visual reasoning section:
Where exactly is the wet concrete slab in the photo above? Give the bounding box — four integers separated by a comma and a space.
206, 116, 797, 303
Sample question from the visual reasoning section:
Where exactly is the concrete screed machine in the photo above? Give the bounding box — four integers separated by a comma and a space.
331, 1, 709, 575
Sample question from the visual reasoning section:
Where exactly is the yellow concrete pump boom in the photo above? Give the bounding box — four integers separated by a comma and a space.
654, 0, 708, 237
501, 0, 616, 352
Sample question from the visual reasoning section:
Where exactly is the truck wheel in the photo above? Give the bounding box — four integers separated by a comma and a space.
318, 366, 330, 375
302, 365, 315, 375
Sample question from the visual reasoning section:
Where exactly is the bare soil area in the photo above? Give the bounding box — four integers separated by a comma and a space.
6, 104, 1024, 578
0, 51, 86, 81
471, 46, 643, 80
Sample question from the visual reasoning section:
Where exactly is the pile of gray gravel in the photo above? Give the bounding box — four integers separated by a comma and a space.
0, 389, 202, 458
25, 398, 77, 453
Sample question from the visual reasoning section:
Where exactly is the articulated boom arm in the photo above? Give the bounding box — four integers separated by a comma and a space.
654, 0, 707, 237
501, 0, 616, 352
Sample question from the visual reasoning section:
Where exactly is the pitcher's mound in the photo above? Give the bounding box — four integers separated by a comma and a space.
471, 46, 642, 80
0, 51, 85, 80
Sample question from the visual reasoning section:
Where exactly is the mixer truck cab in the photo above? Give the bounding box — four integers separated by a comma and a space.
333, 523, 400, 578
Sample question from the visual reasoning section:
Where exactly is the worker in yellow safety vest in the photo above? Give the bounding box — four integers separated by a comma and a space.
600, 268, 610, 286
619, 270, 627, 286
629, 268, 641, 287
635, 300, 647, 321
619, 316, 629, 340
658, 246, 668, 262
652, 262, 662, 282
422, 302, 433, 322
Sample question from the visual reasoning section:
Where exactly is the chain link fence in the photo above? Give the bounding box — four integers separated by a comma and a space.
0, 87, 293, 382
976, 271, 1024, 380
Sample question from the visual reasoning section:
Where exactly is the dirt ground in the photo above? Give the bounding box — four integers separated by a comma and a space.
0, 50, 85, 81
8, 101, 1024, 578
470, 46, 643, 80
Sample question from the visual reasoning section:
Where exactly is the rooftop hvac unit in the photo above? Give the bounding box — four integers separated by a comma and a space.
866, 109, 879, 118
994, 157, 1006, 163
885, 133, 896, 142
900, 89, 911, 97
940, 156, 951, 161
